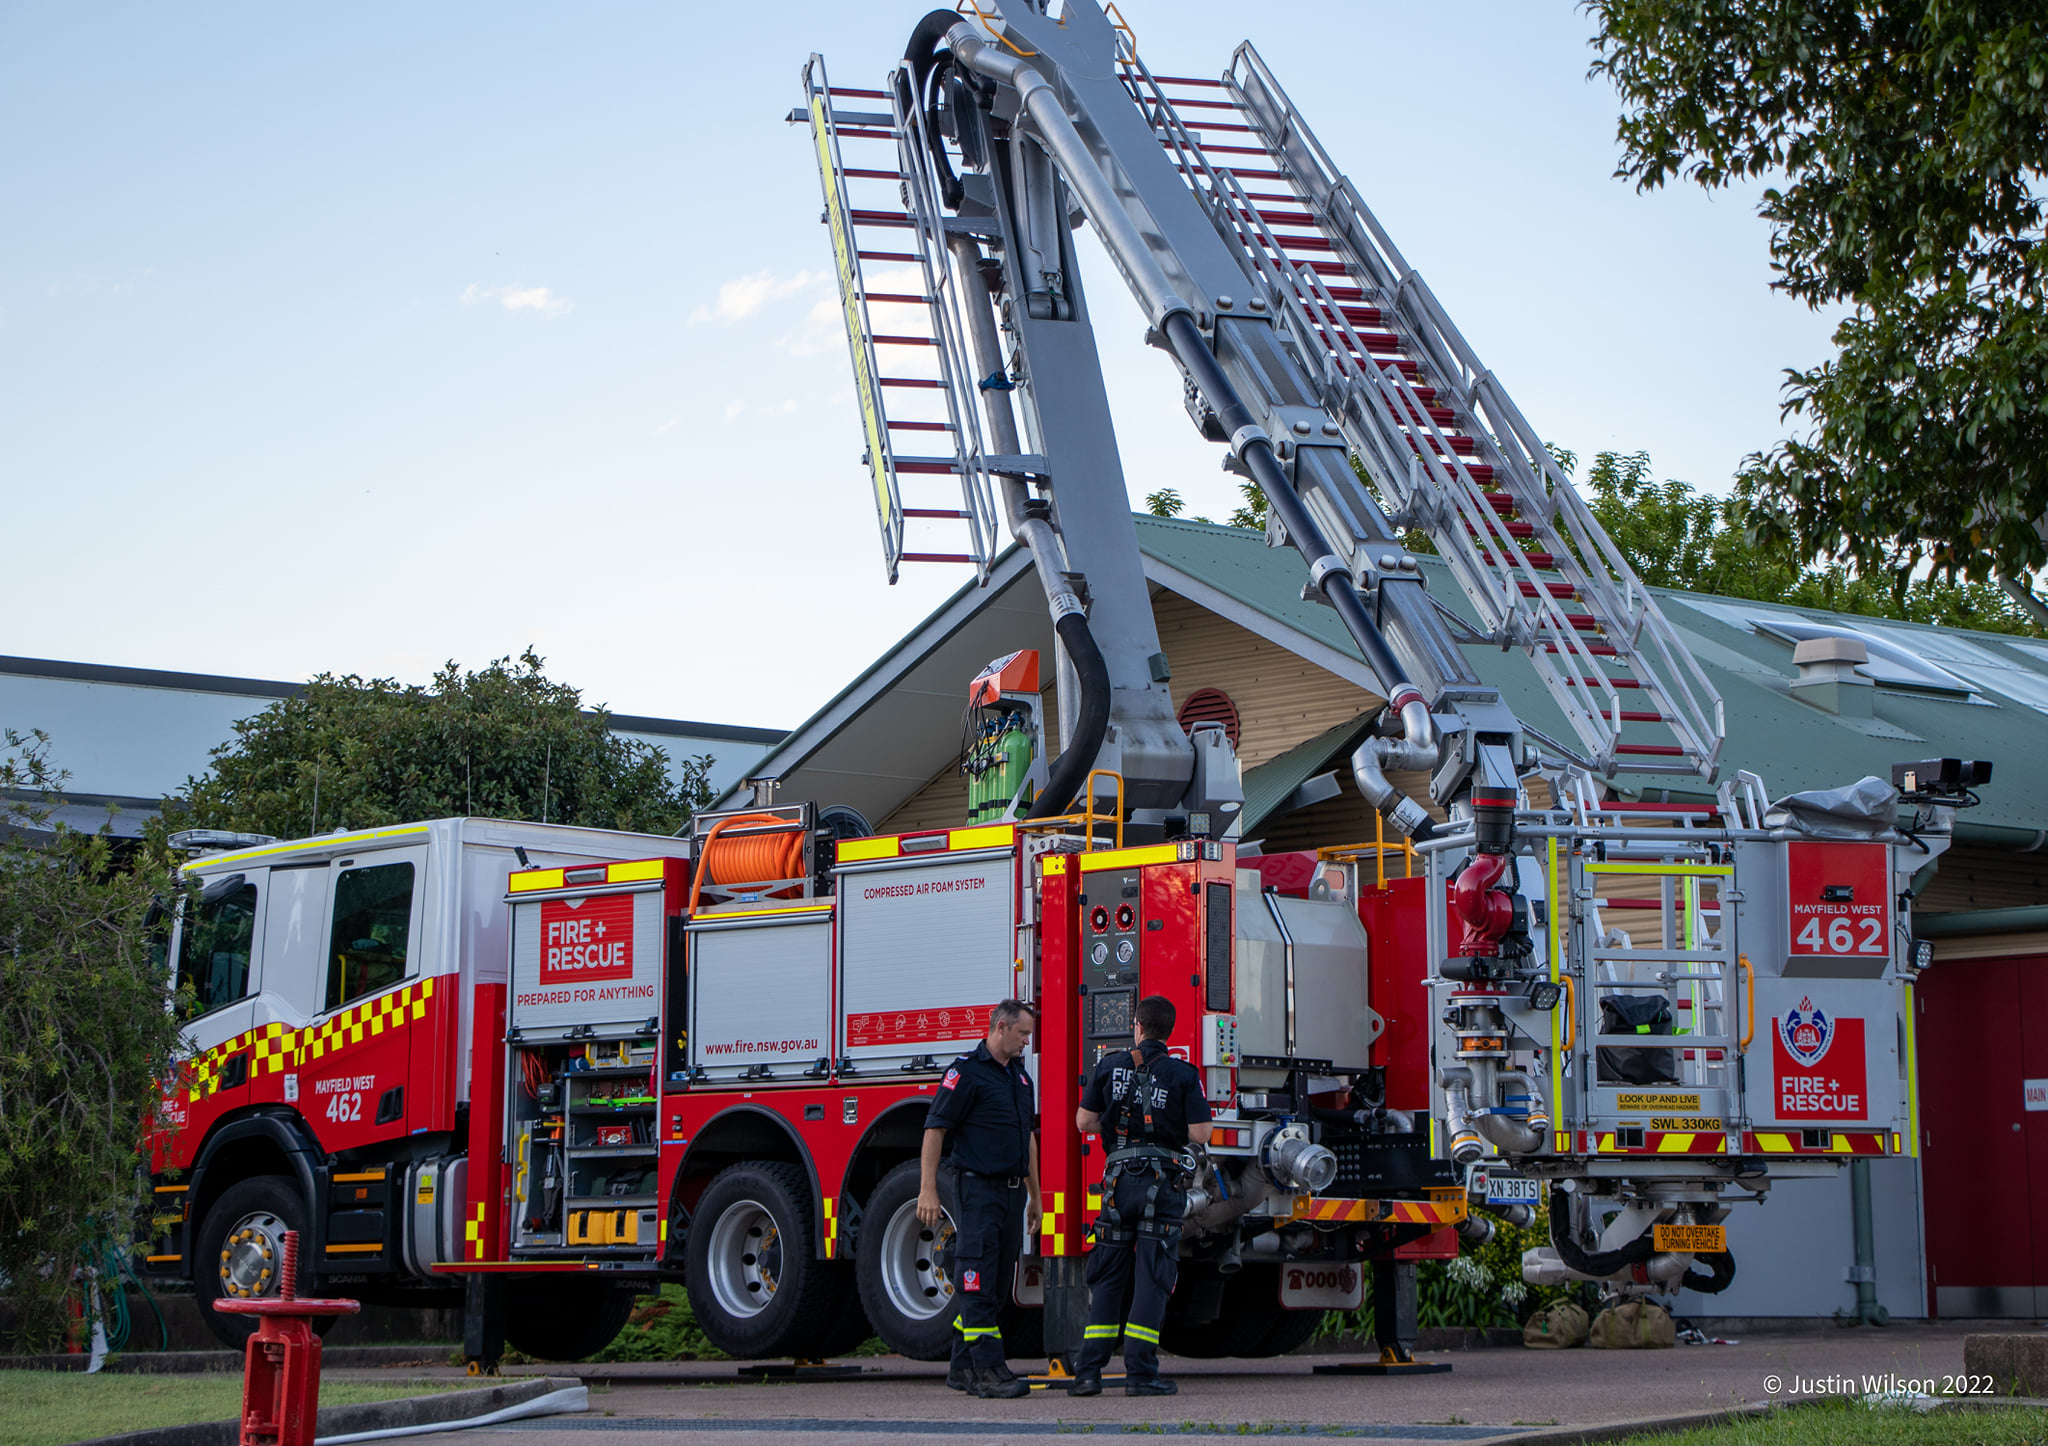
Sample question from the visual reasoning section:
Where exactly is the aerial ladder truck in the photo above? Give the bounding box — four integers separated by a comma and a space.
143, 0, 1968, 1373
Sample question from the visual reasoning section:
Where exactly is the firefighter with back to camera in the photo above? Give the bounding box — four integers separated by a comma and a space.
1071, 993, 1212, 1397
919, 999, 1042, 1400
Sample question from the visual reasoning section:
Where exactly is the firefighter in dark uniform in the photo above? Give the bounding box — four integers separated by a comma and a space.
1071, 994, 1211, 1397
920, 999, 1041, 1400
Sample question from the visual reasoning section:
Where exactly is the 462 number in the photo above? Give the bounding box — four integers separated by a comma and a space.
324, 1091, 362, 1123
1796, 915, 1884, 954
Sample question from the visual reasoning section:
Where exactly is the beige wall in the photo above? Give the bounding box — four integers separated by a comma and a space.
877, 586, 1438, 844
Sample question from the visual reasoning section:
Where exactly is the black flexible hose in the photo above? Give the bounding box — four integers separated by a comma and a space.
903, 10, 967, 209
1547, 1182, 1656, 1278
1031, 611, 1112, 820
1683, 1251, 1737, 1294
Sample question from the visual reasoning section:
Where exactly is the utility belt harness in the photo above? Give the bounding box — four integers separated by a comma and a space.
1092, 1050, 1196, 1245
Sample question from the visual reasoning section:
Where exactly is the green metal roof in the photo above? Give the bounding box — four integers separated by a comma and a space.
1239, 708, 1379, 836
1129, 515, 2048, 837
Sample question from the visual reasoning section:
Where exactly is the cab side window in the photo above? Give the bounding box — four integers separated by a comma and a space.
179, 883, 259, 1017
325, 862, 415, 1011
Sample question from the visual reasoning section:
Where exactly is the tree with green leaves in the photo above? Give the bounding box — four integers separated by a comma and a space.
177, 650, 712, 840
1585, 1, 2048, 617
1572, 448, 2043, 633
1, 732, 189, 1351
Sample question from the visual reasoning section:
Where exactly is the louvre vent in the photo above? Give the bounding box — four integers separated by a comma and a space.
1177, 687, 1240, 749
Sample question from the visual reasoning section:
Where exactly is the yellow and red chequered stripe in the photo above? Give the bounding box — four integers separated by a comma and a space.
183, 978, 439, 1101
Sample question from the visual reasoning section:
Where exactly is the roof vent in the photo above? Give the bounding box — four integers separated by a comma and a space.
1789, 636, 1873, 716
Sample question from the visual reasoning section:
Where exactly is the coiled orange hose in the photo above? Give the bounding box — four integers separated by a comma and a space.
688, 813, 807, 911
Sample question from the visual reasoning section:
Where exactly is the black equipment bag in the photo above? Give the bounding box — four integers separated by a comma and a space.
1595, 993, 1679, 1084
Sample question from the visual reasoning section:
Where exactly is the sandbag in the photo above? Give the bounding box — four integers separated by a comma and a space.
1523, 1300, 1589, 1349
1588, 1299, 1676, 1349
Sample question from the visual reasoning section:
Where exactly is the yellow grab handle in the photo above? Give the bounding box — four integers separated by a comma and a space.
1560, 974, 1576, 1053
1739, 954, 1754, 1050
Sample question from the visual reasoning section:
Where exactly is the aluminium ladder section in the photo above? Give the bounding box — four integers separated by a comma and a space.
803, 56, 1000, 583
1112, 45, 1724, 783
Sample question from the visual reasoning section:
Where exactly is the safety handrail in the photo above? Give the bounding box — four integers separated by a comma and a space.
1738, 955, 1754, 1050
1561, 973, 1577, 1054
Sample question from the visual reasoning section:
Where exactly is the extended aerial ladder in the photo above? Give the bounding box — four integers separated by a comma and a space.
803, 1, 1943, 1296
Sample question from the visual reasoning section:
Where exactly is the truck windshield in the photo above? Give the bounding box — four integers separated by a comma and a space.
326, 860, 414, 1011
179, 883, 258, 1017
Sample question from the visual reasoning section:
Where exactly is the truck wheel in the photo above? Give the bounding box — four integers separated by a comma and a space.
1158, 1264, 1284, 1358
1257, 1303, 1327, 1357
195, 1176, 329, 1349
685, 1162, 840, 1358
502, 1278, 635, 1361
853, 1160, 960, 1361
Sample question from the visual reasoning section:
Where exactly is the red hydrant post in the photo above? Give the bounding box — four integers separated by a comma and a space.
212, 1230, 360, 1446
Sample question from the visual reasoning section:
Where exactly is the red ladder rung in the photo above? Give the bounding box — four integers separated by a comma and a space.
1614, 743, 1688, 756
1545, 642, 1619, 656
842, 168, 902, 180
886, 420, 952, 431
1569, 676, 1643, 688
1516, 580, 1579, 599
903, 508, 970, 519
1151, 75, 1227, 87
1164, 96, 1239, 110
850, 209, 914, 229
1618, 711, 1669, 723
873, 334, 938, 347
829, 87, 890, 99
902, 552, 974, 564
1176, 162, 1288, 181
879, 377, 944, 388
1477, 550, 1557, 569
858, 250, 918, 263
895, 460, 957, 474
866, 293, 934, 305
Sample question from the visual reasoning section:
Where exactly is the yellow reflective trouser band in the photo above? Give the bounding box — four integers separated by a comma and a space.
1126, 1323, 1161, 1344
1081, 1324, 1121, 1339
954, 1321, 1002, 1338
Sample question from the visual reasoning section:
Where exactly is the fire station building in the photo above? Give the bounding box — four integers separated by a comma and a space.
722, 514, 2048, 1322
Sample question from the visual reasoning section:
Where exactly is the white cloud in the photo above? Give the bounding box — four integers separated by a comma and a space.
461, 283, 572, 318
691, 269, 823, 325
724, 400, 745, 422
654, 417, 681, 434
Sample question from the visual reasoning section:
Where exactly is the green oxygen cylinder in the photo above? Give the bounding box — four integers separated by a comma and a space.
993, 718, 1035, 818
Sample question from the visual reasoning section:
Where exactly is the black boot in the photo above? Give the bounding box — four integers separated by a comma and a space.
975, 1367, 1030, 1399
1068, 1369, 1102, 1397
1125, 1375, 1178, 1397
945, 1359, 975, 1392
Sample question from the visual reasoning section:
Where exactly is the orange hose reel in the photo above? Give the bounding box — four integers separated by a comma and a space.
688, 813, 807, 911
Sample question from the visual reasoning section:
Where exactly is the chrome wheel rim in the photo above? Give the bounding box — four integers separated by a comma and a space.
218, 1209, 286, 1299
705, 1198, 782, 1320
878, 1197, 954, 1322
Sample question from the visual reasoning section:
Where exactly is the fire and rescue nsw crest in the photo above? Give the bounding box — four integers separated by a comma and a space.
1779, 997, 1833, 1067
1771, 995, 1868, 1122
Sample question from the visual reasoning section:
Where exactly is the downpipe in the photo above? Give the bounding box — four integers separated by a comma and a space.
1439, 1061, 1547, 1166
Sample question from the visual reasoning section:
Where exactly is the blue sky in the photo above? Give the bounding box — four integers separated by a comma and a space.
2, 3, 1834, 733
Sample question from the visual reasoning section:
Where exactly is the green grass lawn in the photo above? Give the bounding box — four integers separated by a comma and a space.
1612, 1398, 2048, 1446
0, 1370, 472, 1446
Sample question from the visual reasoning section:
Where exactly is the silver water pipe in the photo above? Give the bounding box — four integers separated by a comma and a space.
1350, 691, 1439, 841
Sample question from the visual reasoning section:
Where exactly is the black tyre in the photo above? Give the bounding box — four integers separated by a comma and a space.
805, 1261, 875, 1359
685, 1161, 841, 1358
1256, 1302, 1327, 1357
1158, 1264, 1285, 1359
502, 1278, 636, 1361
195, 1176, 331, 1348
854, 1160, 962, 1361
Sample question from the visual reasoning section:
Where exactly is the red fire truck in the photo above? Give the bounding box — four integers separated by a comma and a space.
145, 0, 1946, 1367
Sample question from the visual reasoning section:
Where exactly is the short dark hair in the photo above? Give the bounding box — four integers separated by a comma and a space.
990, 999, 1037, 1029
1134, 995, 1176, 1040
